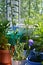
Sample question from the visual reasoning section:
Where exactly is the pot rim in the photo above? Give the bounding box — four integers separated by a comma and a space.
28, 59, 41, 64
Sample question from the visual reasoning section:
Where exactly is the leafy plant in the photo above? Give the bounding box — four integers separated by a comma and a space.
32, 21, 43, 52
0, 19, 10, 34
0, 19, 10, 50
13, 41, 26, 60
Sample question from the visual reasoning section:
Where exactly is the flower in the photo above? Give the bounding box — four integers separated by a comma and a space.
28, 39, 34, 46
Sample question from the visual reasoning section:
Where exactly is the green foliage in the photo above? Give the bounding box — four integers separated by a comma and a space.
23, 13, 43, 52
0, 19, 10, 50
0, 33, 9, 50
28, 20, 43, 52
0, 0, 5, 20
0, 20, 10, 34
6, 29, 19, 45
13, 42, 26, 60
21, 0, 42, 19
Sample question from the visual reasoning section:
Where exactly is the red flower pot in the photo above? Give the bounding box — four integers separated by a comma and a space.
0, 50, 12, 65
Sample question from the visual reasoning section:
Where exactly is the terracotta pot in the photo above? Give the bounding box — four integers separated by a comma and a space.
0, 50, 12, 65
0, 63, 11, 65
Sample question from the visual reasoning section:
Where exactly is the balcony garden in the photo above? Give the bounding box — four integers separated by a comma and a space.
0, 0, 43, 65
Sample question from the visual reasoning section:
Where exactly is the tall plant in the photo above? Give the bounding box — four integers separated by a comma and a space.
0, 0, 6, 20
0, 19, 10, 50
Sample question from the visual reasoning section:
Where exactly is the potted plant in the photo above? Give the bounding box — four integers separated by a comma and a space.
26, 39, 43, 65
25, 23, 43, 65
11, 38, 27, 65
0, 20, 11, 65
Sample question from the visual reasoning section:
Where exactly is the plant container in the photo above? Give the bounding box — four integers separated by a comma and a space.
0, 50, 12, 65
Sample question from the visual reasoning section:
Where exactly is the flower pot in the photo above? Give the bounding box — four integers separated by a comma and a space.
25, 60, 42, 65
26, 50, 43, 65
12, 59, 27, 65
39, 52, 43, 60
33, 50, 43, 61
0, 50, 12, 65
